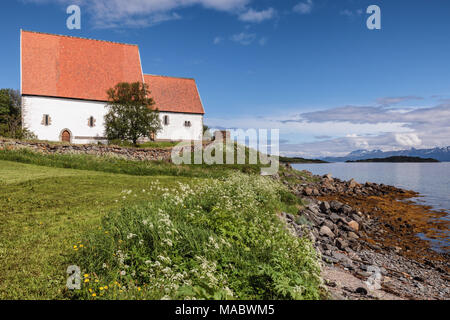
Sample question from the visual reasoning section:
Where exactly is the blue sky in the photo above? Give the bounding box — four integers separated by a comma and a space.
1, 0, 450, 157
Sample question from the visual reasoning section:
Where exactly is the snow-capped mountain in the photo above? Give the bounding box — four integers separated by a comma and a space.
321, 146, 450, 162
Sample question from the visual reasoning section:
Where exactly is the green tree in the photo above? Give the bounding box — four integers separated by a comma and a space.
0, 89, 20, 121
104, 82, 162, 146
0, 89, 35, 139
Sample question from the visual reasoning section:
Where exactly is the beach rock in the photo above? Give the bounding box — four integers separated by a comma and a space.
320, 226, 335, 238
330, 200, 344, 212
341, 204, 353, 215
348, 221, 359, 232
349, 179, 360, 188
336, 238, 349, 250
348, 231, 359, 239
320, 201, 331, 212
355, 287, 368, 295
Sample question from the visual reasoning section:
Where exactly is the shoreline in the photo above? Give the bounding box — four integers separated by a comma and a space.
280, 163, 449, 300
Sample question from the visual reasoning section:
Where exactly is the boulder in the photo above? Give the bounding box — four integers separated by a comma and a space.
347, 231, 359, 239
330, 200, 344, 212
319, 201, 331, 212
319, 225, 335, 238
335, 238, 349, 250
348, 220, 359, 232
349, 179, 360, 188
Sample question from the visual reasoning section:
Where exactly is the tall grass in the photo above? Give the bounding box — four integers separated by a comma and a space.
67, 173, 322, 300
0, 149, 262, 178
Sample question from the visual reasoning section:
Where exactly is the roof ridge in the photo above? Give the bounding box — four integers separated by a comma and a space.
144, 74, 195, 81
21, 29, 138, 47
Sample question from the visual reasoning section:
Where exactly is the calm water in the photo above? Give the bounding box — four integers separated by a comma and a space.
292, 163, 450, 252
292, 163, 450, 214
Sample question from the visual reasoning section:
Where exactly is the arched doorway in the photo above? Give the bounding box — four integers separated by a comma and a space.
61, 130, 71, 143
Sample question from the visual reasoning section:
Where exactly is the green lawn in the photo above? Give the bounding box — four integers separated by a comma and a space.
0, 160, 200, 299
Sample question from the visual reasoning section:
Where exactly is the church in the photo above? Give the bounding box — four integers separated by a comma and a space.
20, 30, 205, 144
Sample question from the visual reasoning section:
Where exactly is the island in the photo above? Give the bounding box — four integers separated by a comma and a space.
279, 156, 328, 164
346, 156, 440, 163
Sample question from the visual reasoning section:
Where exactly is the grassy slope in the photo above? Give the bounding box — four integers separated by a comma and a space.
0, 150, 322, 300
0, 160, 199, 299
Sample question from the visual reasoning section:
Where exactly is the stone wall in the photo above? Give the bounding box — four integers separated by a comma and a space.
0, 138, 175, 162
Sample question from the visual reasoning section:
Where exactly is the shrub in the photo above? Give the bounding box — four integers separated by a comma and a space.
67, 173, 322, 300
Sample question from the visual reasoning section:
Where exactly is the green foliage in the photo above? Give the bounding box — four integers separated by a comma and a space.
104, 82, 162, 146
0, 149, 262, 178
108, 139, 178, 149
68, 173, 322, 300
0, 89, 20, 120
0, 89, 36, 139
0, 159, 196, 299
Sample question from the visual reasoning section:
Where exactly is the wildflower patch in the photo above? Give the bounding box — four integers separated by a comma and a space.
68, 172, 322, 300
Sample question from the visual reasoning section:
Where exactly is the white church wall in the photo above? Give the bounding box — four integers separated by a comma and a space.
157, 112, 203, 142
22, 96, 108, 144
22, 96, 204, 144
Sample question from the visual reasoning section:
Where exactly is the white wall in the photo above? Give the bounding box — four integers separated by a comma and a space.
22, 96, 203, 144
158, 112, 203, 142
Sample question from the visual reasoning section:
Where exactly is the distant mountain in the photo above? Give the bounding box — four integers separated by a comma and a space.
346, 156, 440, 163
321, 146, 450, 162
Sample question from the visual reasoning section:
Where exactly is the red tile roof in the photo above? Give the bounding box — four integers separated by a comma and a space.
21, 30, 144, 102
144, 74, 205, 114
21, 30, 205, 114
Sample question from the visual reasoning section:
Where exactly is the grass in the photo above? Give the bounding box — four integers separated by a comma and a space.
0, 149, 322, 300
0, 148, 262, 179
67, 173, 321, 300
0, 160, 199, 299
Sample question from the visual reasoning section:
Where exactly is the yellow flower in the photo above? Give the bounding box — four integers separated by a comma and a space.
104, 286, 108, 290
73, 245, 77, 249
95, 279, 99, 283
137, 287, 141, 292
84, 279, 89, 283
79, 244, 84, 248
92, 293, 96, 297
89, 289, 93, 293
84, 274, 89, 278
99, 287, 104, 291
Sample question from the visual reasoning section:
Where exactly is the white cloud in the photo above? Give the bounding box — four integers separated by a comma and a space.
376, 95, 423, 106
340, 8, 363, 17
230, 32, 256, 45
205, 103, 450, 157
395, 133, 422, 147
293, 0, 313, 15
238, 7, 276, 23
213, 36, 223, 44
22, 0, 252, 28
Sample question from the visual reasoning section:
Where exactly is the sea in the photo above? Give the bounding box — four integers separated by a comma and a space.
292, 162, 450, 252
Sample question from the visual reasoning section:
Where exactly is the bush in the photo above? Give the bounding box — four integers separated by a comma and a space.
67, 173, 322, 300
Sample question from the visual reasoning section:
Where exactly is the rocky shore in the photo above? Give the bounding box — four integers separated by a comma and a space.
278, 163, 449, 300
